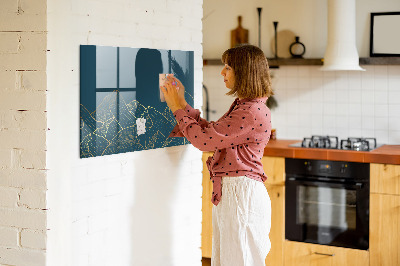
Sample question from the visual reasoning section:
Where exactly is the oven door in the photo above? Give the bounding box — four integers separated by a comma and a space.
285, 177, 369, 250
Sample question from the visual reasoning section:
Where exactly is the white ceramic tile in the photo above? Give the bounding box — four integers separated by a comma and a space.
286, 101, 300, 115
286, 77, 299, 89
388, 65, 400, 76
336, 90, 349, 103
298, 67, 311, 78
336, 103, 349, 116
272, 67, 286, 77
361, 75, 374, 91
348, 116, 362, 129
298, 77, 311, 89
323, 127, 337, 135
362, 65, 375, 74
323, 103, 336, 115
285, 66, 298, 77
311, 127, 324, 136
374, 78, 388, 91
348, 90, 362, 103
310, 77, 324, 90
374, 90, 388, 104
375, 104, 389, 117
323, 87, 336, 103
374, 130, 389, 144
362, 129, 375, 138
285, 126, 301, 139
287, 113, 300, 127
310, 67, 324, 77
296, 127, 312, 137
336, 128, 349, 140
311, 102, 324, 113
374, 65, 388, 78
374, 117, 389, 130
298, 102, 312, 115
388, 104, 400, 117
348, 71, 362, 90
322, 70, 335, 78
361, 104, 375, 117
388, 76, 400, 91
348, 128, 362, 137
311, 114, 324, 128
388, 117, 400, 131
336, 115, 348, 128
362, 116, 375, 130
348, 103, 362, 116
361, 90, 375, 104
388, 91, 400, 104
311, 87, 323, 101
323, 115, 336, 129
273, 76, 287, 90
388, 131, 400, 144
335, 72, 349, 90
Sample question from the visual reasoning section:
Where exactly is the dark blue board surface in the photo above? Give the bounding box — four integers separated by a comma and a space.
80, 45, 194, 158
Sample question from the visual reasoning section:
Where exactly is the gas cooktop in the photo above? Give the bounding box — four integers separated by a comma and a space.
289, 135, 383, 151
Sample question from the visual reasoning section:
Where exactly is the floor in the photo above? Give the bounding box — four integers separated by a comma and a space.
202, 257, 211, 266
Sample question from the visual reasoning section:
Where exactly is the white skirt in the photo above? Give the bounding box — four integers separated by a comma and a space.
212, 176, 271, 266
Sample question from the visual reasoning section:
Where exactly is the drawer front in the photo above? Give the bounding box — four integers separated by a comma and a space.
284, 241, 369, 266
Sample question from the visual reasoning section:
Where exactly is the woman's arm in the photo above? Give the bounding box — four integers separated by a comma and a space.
172, 106, 257, 152
169, 103, 211, 137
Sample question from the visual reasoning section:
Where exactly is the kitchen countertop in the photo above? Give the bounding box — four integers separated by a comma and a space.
263, 139, 400, 165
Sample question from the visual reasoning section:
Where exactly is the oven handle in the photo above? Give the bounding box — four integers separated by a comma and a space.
286, 177, 364, 189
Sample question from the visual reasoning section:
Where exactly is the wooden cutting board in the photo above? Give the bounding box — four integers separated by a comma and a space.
231, 16, 249, 48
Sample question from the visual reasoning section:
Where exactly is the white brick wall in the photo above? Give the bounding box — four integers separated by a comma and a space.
0, 0, 48, 265
47, 1, 203, 266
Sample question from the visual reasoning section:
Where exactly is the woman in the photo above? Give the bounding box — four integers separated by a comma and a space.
161, 44, 273, 266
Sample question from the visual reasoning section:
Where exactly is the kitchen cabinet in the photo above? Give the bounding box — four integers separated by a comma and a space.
201, 154, 286, 266
370, 163, 400, 266
370, 163, 400, 195
261, 156, 285, 266
201, 152, 213, 258
284, 241, 369, 266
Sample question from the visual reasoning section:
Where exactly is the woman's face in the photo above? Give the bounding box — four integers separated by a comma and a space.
220, 64, 235, 89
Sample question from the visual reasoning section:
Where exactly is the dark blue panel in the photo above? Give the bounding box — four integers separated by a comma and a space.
80, 45, 194, 158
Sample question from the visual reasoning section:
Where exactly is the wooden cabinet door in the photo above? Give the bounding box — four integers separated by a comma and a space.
201, 152, 213, 258
370, 193, 400, 266
370, 163, 400, 195
261, 156, 285, 186
264, 184, 284, 266
284, 241, 369, 266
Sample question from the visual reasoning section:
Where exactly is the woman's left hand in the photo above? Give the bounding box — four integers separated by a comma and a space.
160, 78, 185, 113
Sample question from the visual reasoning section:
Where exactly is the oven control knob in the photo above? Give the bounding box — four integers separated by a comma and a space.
304, 162, 312, 171
340, 164, 347, 174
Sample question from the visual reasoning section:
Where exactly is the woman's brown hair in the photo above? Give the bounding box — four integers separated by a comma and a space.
221, 44, 273, 99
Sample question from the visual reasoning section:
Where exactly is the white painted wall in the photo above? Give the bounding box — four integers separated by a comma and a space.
0, 0, 48, 265
203, 0, 400, 145
46, 0, 203, 266
204, 0, 400, 58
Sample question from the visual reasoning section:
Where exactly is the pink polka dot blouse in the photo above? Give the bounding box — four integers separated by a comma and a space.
169, 97, 272, 206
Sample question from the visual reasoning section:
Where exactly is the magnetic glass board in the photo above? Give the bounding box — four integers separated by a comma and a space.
80, 45, 194, 158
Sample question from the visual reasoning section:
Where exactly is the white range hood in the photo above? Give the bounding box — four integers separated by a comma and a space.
320, 0, 365, 71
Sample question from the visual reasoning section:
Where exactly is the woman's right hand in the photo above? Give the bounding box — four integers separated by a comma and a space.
168, 76, 187, 108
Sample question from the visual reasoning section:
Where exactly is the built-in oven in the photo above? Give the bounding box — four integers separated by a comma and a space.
285, 158, 369, 250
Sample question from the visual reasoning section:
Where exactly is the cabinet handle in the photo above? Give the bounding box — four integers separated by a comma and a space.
314, 252, 335, 257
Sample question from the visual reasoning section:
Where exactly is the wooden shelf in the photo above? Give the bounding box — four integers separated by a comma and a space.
203, 57, 400, 67
359, 57, 400, 65
203, 58, 323, 67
